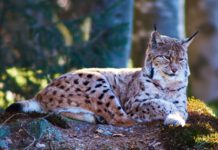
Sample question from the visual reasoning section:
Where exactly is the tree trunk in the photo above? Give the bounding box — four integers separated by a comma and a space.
186, 0, 218, 101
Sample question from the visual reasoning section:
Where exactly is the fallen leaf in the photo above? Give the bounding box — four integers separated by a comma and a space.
94, 134, 100, 138
95, 129, 104, 134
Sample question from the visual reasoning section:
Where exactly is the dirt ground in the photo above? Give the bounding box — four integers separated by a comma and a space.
0, 112, 165, 150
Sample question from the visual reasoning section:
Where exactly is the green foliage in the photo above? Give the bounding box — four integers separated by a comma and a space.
0, 0, 133, 107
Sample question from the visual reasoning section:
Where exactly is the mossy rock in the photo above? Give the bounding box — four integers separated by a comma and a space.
0, 97, 217, 149
162, 97, 218, 149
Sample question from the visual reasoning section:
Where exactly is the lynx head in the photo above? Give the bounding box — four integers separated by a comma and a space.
144, 28, 198, 82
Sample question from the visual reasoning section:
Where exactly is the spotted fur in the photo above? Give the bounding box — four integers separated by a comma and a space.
6, 30, 197, 126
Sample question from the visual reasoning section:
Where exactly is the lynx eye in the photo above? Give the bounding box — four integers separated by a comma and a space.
161, 56, 170, 60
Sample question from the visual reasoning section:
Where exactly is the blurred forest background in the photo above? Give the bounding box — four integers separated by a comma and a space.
0, 0, 218, 114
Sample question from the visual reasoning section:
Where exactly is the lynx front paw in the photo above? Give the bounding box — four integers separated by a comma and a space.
164, 113, 185, 127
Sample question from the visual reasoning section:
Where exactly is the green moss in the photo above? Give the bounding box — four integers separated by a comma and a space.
162, 97, 218, 149
207, 100, 218, 117
195, 133, 218, 148
188, 97, 216, 117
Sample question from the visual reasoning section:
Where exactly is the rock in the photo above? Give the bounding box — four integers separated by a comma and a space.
0, 126, 10, 149
0, 97, 217, 149
35, 143, 46, 148
0, 126, 10, 138
26, 119, 63, 141
0, 140, 8, 150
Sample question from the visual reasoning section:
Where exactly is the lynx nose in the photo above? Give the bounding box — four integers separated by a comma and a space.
171, 68, 178, 73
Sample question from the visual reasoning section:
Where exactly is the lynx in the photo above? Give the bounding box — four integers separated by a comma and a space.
6, 28, 198, 127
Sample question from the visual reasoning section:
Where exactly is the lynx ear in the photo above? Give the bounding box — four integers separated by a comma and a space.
182, 31, 199, 47
150, 31, 163, 49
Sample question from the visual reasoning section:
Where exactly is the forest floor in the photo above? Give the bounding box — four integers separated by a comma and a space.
0, 97, 218, 150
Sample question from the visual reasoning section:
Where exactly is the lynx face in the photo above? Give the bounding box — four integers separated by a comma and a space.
145, 31, 192, 81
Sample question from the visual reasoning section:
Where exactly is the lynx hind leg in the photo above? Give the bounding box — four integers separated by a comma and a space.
56, 107, 100, 124
93, 90, 135, 126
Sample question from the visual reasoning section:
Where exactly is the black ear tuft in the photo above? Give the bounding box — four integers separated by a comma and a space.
154, 24, 157, 31
5, 103, 23, 113
185, 30, 199, 43
182, 30, 199, 47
